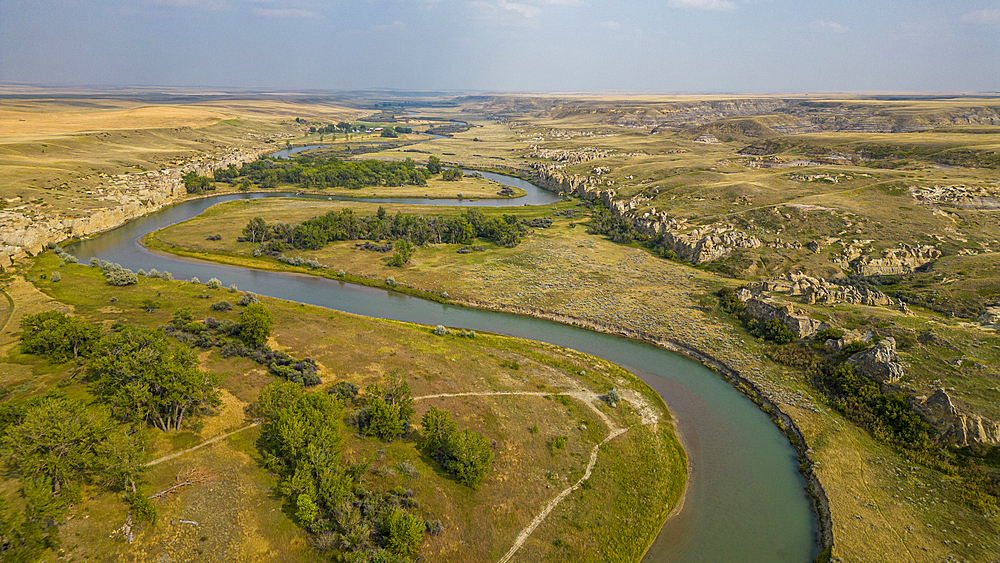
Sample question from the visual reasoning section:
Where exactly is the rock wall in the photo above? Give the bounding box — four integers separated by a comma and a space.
0, 149, 262, 269
914, 389, 1000, 446
734, 289, 828, 338
752, 273, 895, 307
530, 166, 761, 264
850, 244, 940, 276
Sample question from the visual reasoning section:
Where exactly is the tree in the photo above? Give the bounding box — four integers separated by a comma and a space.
1, 395, 114, 497
240, 303, 274, 348
242, 216, 270, 245
88, 325, 221, 432
426, 156, 442, 175
419, 406, 493, 488
442, 167, 463, 181
182, 172, 214, 195
359, 372, 413, 441
445, 429, 494, 488
19, 311, 99, 361
420, 406, 457, 460
388, 239, 413, 267
100, 427, 149, 495
381, 507, 424, 558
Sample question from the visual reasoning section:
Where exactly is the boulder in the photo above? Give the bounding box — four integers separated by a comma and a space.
915, 389, 1000, 446
847, 337, 904, 384
743, 297, 827, 338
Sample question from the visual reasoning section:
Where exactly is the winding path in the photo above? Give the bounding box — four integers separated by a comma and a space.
144, 422, 260, 467
414, 389, 639, 562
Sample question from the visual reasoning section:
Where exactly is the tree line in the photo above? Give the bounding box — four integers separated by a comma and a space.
243, 207, 525, 254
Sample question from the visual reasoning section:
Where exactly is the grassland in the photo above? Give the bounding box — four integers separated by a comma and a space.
0, 249, 685, 562
147, 92, 1000, 562
4, 91, 1000, 562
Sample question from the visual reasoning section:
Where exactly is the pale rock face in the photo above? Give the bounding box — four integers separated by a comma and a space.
847, 337, 905, 384
531, 166, 761, 264
850, 244, 940, 276
739, 295, 827, 338
915, 389, 1000, 446
0, 149, 261, 269
751, 273, 894, 307
823, 330, 874, 354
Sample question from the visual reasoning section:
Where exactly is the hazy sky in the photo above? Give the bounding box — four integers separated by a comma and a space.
2, 0, 998, 93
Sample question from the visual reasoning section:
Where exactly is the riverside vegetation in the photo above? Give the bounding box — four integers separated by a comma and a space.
0, 249, 684, 562
142, 93, 1000, 563
4, 91, 1000, 562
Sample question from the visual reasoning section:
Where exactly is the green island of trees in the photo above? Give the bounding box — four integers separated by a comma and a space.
243, 207, 527, 255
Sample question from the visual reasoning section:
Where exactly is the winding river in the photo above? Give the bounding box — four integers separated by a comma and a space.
65, 174, 818, 562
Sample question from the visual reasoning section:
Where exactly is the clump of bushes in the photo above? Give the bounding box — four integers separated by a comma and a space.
53, 246, 79, 264
602, 388, 621, 407
206, 278, 223, 289
354, 372, 414, 441
237, 292, 259, 306
420, 406, 494, 488
98, 260, 139, 286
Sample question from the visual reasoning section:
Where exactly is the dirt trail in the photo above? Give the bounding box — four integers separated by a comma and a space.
415, 389, 638, 563
498, 426, 629, 563
145, 422, 260, 467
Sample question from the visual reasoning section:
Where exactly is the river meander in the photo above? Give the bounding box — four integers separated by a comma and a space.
65, 174, 818, 562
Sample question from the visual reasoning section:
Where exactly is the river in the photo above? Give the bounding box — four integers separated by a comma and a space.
65, 174, 818, 562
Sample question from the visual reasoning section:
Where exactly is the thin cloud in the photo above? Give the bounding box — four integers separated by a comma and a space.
810, 20, 848, 33
600, 20, 621, 30
667, 0, 736, 12
962, 9, 1000, 25
499, 0, 542, 19
253, 7, 317, 17
373, 20, 407, 30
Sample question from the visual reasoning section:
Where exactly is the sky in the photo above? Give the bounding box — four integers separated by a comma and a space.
1, 0, 998, 93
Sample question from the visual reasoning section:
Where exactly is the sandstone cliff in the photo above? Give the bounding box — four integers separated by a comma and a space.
0, 149, 261, 269
849, 244, 940, 276
734, 288, 827, 338
752, 273, 895, 307
530, 165, 761, 264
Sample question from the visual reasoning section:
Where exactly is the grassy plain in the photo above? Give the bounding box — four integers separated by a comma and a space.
0, 250, 684, 562
151, 95, 1000, 560
0, 95, 358, 214
5, 91, 1000, 562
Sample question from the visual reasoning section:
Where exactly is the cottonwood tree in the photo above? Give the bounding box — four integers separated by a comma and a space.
1, 395, 113, 497
88, 325, 221, 432
240, 303, 274, 348
242, 216, 270, 245
20, 311, 100, 360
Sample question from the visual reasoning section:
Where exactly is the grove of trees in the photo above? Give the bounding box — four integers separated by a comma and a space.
245, 207, 525, 254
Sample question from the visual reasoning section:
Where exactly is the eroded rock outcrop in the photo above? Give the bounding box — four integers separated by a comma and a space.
914, 389, 1000, 446
734, 289, 827, 338
752, 273, 895, 307
850, 244, 940, 276
847, 337, 904, 384
531, 165, 761, 264
0, 149, 261, 269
